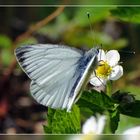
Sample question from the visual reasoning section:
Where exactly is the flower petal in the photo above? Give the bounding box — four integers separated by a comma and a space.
123, 126, 140, 134
96, 116, 106, 134
106, 50, 120, 66
109, 65, 123, 80
82, 116, 97, 134
97, 49, 106, 61
90, 71, 96, 78
90, 77, 106, 87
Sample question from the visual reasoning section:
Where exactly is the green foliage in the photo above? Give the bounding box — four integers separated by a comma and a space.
63, 29, 127, 49
111, 7, 140, 23
1, 49, 13, 66
111, 90, 135, 105
44, 89, 140, 134
44, 89, 123, 134
0, 35, 12, 49
109, 109, 120, 133
38, 13, 69, 39
44, 105, 81, 134
119, 100, 140, 118
73, 7, 115, 26
116, 114, 140, 134
122, 85, 140, 100
111, 39, 128, 50
17, 37, 38, 47
112, 90, 140, 118
77, 89, 140, 133
1, 5, 140, 134
38, 7, 128, 50
77, 90, 115, 112
77, 90, 120, 133
0, 35, 13, 66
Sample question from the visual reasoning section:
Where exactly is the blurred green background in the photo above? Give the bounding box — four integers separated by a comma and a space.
0, 0, 140, 134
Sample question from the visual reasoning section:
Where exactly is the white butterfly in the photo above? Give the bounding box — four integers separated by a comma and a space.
15, 44, 99, 112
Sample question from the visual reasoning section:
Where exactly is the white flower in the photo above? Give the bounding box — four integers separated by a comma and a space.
82, 115, 106, 134
90, 49, 123, 86
123, 126, 140, 134
122, 126, 140, 140
69, 116, 106, 140
69, 135, 97, 140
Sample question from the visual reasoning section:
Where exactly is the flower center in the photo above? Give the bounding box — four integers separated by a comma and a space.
96, 61, 112, 78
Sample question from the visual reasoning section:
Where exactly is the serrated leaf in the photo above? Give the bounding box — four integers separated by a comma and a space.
47, 108, 56, 126
109, 109, 120, 133
43, 125, 52, 133
77, 90, 115, 113
44, 105, 81, 134
77, 90, 120, 133
111, 7, 140, 24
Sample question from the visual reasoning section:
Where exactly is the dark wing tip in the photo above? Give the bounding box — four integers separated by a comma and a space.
15, 46, 33, 69
15, 45, 31, 60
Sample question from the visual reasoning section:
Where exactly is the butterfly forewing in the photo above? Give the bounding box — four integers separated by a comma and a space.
15, 44, 98, 111
15, 44, 83, 109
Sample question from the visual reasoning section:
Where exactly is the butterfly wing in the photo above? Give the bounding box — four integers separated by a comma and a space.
15, 44, 84, 109
67, 48, 99, 111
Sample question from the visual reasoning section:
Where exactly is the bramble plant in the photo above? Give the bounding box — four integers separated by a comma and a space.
43, 48, 138, 134
1, 5, 140, 135
42, 7, 140, 134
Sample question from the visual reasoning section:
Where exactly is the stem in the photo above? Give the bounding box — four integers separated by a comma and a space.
106, 80, 112, 97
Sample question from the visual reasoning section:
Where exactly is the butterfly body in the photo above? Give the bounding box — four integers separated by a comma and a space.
67, 49, 98, 111
15, 44, 99, 111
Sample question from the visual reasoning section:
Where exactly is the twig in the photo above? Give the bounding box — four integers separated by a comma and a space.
3, 6, 65, 82
14, 6, 65, 48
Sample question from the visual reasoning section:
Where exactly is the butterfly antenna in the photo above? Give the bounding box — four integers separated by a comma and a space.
87, 12, 97, 46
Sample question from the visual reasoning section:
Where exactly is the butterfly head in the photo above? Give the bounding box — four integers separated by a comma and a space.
87, 47, 100, 60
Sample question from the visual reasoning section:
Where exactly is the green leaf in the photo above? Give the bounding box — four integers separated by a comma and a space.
43, 125, 52, 133
119, 100, 140, 118
44, 105, 81, 134
111, 7, 140, 24
0, 35, 12, 49
77, 90, 115, 112
2, 49, 13, 66
47, 108, 56, 126
112, 91, 140, 118
79, 107, 95, 123
109, 109, 120, 133
77, 90, 121, 133
111, 90, 135, 105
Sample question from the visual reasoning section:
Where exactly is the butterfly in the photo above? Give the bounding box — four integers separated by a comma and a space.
15, 44, 99, 112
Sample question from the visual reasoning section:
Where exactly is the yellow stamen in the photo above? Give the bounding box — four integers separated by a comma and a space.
96, 61, 112, 78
